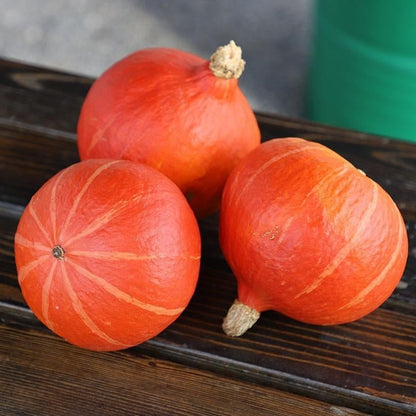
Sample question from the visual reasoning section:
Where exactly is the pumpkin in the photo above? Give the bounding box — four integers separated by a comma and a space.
220, 138, 408, 336
77, 41, 260, 218
14, 159, 201, 351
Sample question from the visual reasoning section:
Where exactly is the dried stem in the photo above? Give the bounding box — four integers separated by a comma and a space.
222, 299, 260, 337
209, 40, 245, 80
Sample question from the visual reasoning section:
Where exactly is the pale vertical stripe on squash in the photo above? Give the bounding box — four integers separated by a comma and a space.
63, 198, 130, 247
18, 254, 50, 283
61, 262, 130, 348
28, 203, 53, 246
337, 206, 407, 311
14, 233, 49, 252
59, 160, 119, 240
66, 258, 185, 316
69, 250, 200, 262
294, 182, 379, 298
231, 145, 314, 208
41, 260, 57, 329
50, 168, 67, 244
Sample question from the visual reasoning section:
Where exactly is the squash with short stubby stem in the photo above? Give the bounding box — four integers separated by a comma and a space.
77, 41, 260, 218
220, 137, 408, 336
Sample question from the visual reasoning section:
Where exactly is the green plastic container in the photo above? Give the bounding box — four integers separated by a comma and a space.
307, 0, 416, 143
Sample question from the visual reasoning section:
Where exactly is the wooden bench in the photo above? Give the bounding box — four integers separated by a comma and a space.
1, 58, 415, 416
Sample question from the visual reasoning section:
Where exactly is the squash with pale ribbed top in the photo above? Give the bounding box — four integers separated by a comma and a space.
14, 159, 201, 351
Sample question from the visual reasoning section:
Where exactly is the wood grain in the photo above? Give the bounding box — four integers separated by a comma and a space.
1, 58, 415, 416
0, 322, 369, 416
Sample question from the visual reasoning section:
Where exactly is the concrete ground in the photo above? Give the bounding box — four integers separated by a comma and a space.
0, 0, 313, 117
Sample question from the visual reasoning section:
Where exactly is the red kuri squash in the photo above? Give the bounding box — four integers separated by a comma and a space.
220, 138, 408, 336
14, 159, 201, 351
77, 41, 260, 218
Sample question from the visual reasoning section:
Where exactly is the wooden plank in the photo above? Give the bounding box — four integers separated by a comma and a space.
1, 144, 415, 416
0, 58, 90, 136
0, 125, 79, 208
1, 58, 416, 415
1, 119, 414, 316
0, 322, 369, 416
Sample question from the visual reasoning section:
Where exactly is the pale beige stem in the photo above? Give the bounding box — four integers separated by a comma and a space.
209, 40, 245, 80
222, 299, 260, 337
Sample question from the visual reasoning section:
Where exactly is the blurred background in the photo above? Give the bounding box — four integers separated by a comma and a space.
2, 0, 416, 143
0, 0, 312, 118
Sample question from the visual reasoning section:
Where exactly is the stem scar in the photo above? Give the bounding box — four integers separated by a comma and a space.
52, 245, 65, 260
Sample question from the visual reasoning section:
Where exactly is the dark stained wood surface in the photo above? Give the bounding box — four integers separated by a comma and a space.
1, 322, 369, 416
1, 58, 415, 416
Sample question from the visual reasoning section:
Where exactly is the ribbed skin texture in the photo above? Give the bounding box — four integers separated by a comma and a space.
220, 138, 408, 326
14, 159, 201, 351
77, 47, 260, 218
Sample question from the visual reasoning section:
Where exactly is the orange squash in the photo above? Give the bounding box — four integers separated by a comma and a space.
220, 138, 408, 336
14, 159, 201, 351
77, 41, 260, 218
